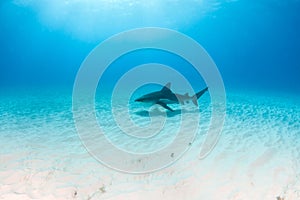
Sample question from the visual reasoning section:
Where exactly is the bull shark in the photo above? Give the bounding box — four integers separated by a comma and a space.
135, 82, 208, 112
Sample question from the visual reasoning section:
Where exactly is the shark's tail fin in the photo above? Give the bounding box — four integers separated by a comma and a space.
192, 87, 208, 106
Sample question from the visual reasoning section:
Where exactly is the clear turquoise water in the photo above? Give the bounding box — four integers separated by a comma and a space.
1, 89, 300, 199
1, 0, 300, 199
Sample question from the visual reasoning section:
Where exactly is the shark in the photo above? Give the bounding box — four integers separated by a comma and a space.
134, 82, 208, 112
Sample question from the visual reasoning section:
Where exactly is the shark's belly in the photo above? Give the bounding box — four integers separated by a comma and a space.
159, 99, 178, 104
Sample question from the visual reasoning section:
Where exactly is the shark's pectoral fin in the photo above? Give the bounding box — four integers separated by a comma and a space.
156, 101, 174, 112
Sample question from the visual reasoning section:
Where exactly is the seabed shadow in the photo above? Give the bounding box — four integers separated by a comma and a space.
134, 108, 199, 118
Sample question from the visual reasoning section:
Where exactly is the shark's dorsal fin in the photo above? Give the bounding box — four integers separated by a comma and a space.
184, 93, 189, 97
161, 82, 171, 93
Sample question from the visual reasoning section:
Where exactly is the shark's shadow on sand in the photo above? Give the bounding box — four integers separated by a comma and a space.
134, 108, 200, 118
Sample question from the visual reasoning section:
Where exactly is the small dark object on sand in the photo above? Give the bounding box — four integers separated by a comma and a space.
72, 190, 77, 198
99, 186, 106, 193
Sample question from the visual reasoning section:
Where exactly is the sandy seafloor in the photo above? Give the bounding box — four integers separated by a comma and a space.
0, 89, 300, 200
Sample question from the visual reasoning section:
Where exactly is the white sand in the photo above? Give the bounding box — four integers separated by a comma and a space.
0, 91, 300, 199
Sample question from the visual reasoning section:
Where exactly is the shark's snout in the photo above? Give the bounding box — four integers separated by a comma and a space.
135, 98, 143, 102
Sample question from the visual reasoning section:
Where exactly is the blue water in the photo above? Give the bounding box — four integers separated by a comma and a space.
1, 1, 300, 199
1, 0, 300, 92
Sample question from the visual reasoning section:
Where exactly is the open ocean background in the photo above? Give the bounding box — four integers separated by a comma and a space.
1, 1, 300, 200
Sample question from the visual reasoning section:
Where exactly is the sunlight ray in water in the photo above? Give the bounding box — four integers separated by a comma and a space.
12, 0, 235, 40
